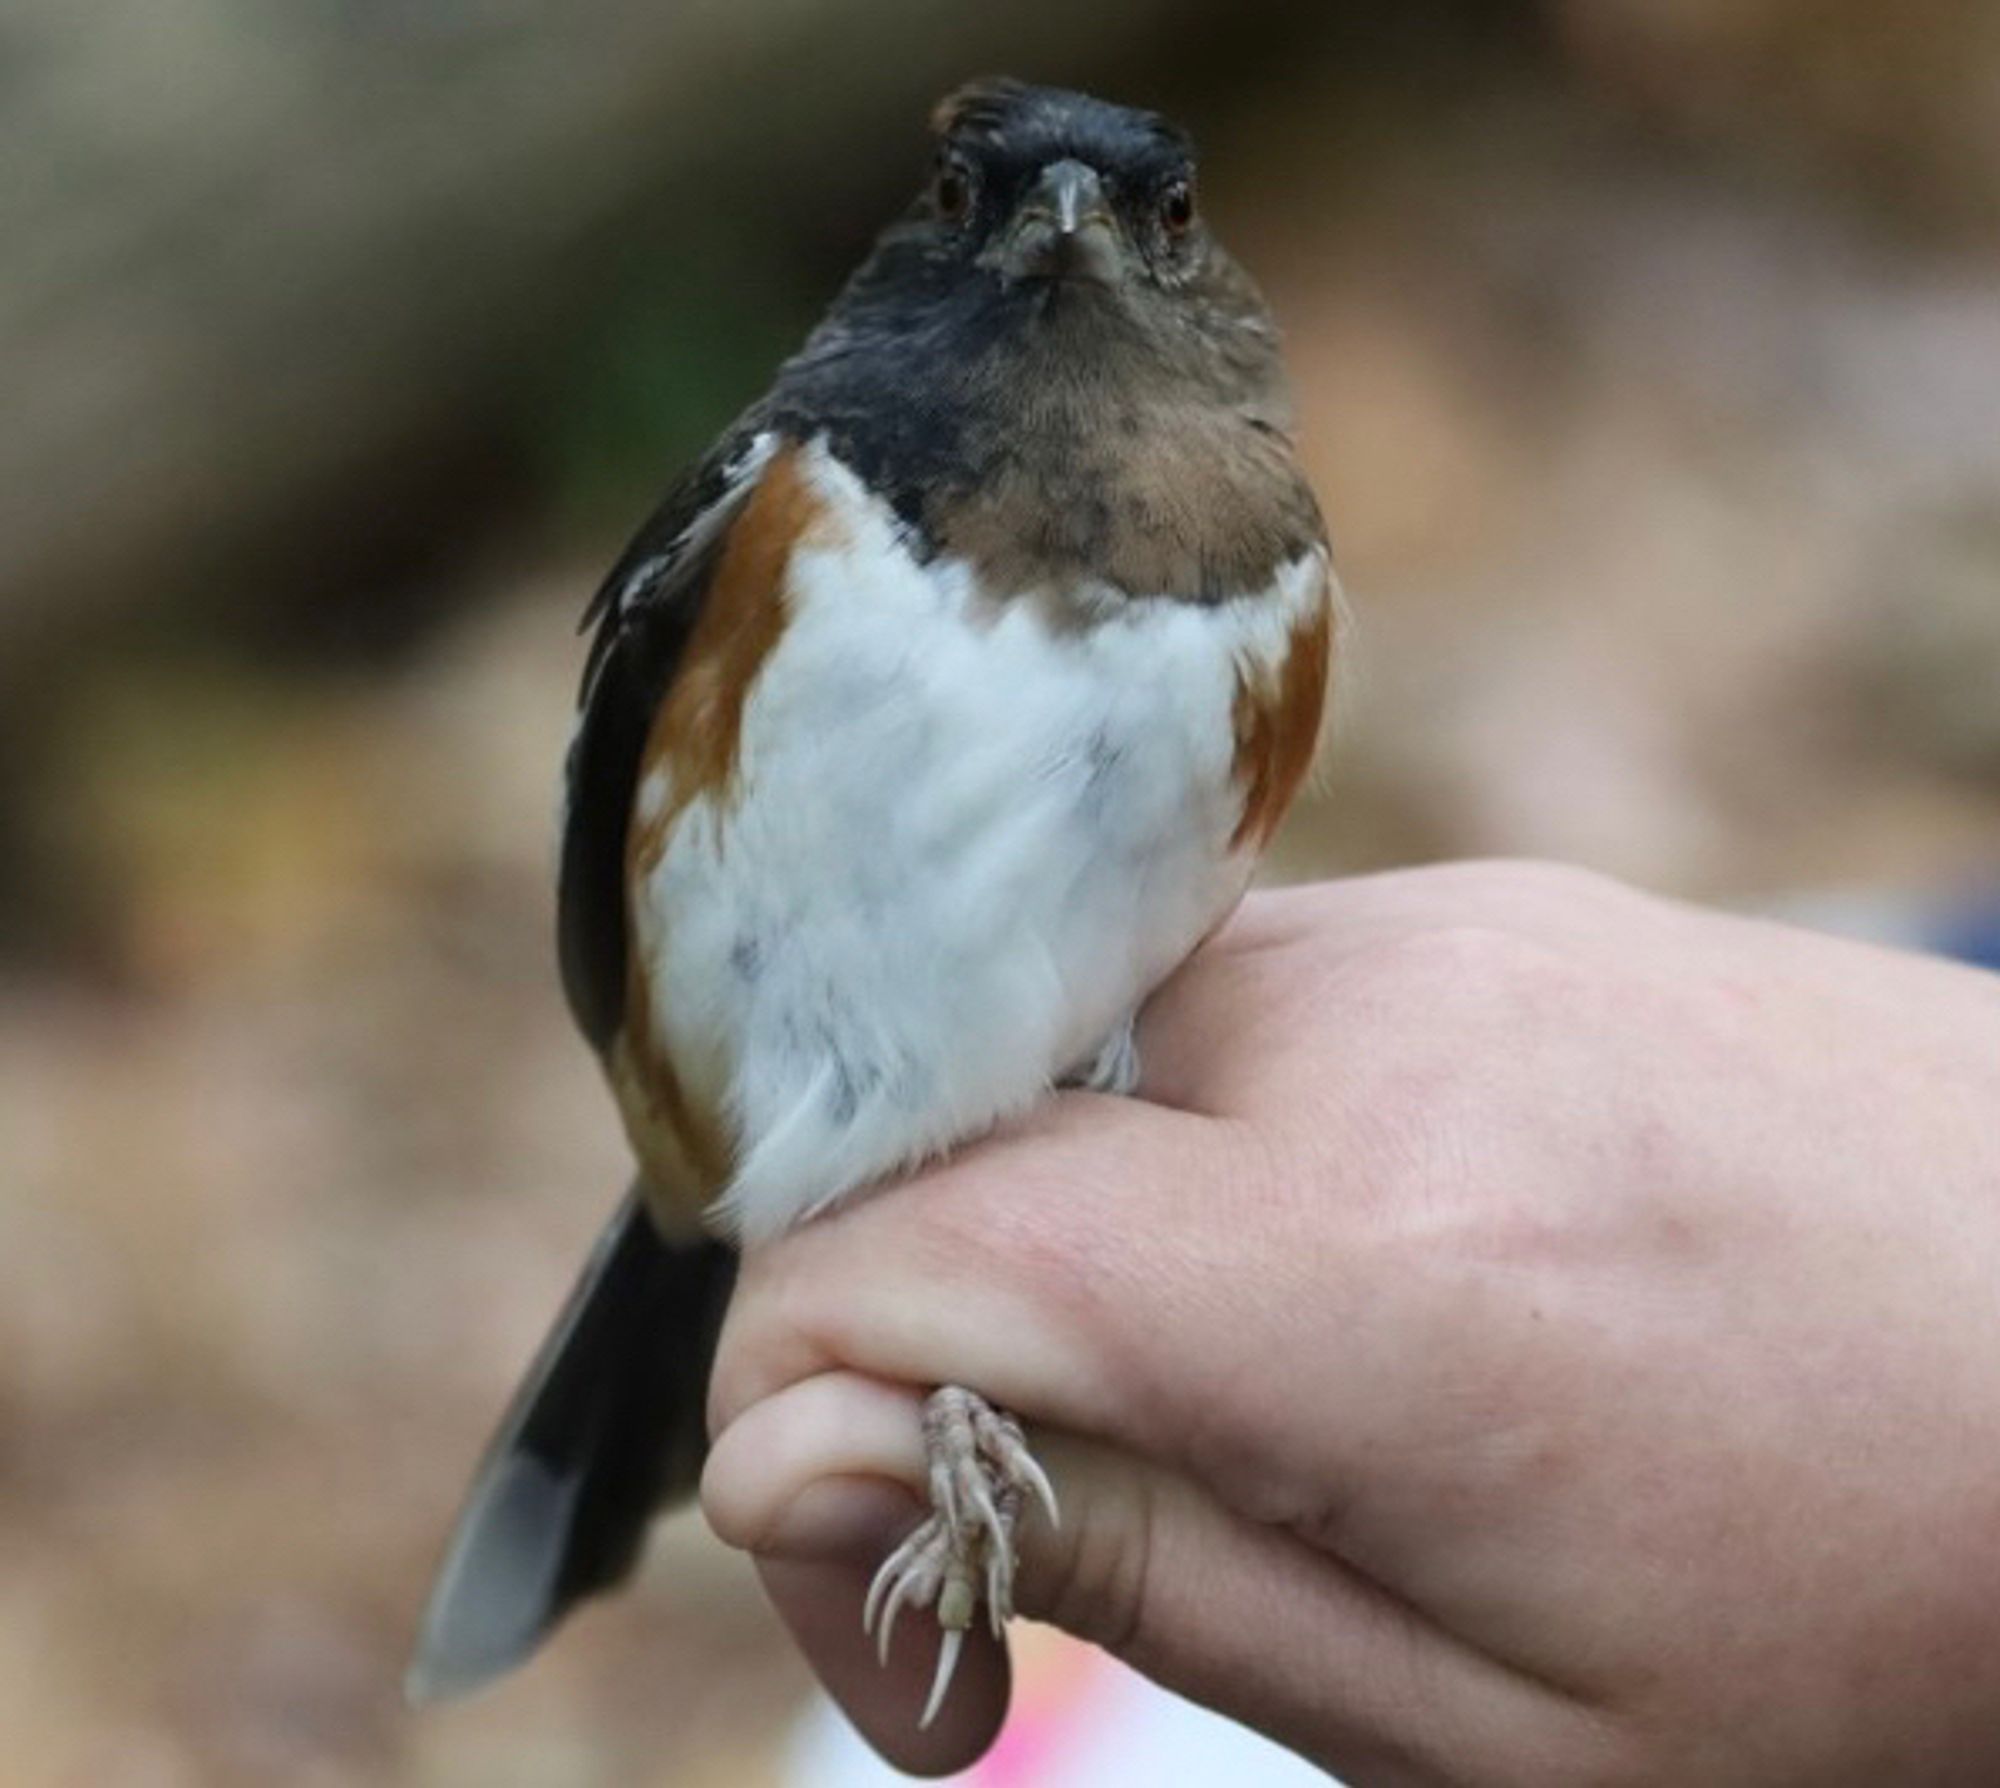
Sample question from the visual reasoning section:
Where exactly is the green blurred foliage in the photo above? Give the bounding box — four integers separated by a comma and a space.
528, 234, 818, 535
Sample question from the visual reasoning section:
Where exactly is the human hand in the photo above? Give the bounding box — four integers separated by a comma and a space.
702, 862, 2000, 1783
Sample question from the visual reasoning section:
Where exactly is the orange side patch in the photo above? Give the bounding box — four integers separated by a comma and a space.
629, 443, 830, 874
617, 442, 836, 1220
1231, 589, 1333, 852
609, 1020, 726, 1238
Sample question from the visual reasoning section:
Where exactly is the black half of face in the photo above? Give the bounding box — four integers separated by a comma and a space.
918, 82, 1205, 291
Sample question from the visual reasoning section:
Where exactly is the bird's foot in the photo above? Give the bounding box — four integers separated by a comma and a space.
862, 1385, 1059, 1728
1065, 1013, 1140, 1095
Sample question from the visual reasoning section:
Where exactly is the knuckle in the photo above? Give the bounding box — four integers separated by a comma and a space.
1428, 856, 1642, 931
1456, 856, 1624, 904
705, 1235, 835, 1430
1465, 855, 1620, 903
1349, 920, 1567, 1017
703, 1323, 756, 1435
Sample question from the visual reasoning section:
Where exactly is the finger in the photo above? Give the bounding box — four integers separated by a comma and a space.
708, 1372, 1607, 1784
705, 1093, 1346, 1497
703, 1373, 1010, 1773
757, 1551, 1010, 1776
705, 1094, 1202, 1440
1136, 864, 1668, 1111
1128, 925, 1324, 1115
1206, 880, 1336, 951
1131, 876, 1469, 1119
1124, 885, 1334, 1115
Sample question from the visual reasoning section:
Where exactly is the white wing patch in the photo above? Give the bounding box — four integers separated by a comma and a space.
612, 431, 778, 625
560, 429, 779, 860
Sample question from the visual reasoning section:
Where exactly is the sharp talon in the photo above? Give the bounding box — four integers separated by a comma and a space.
919, 1626, 966, 1730
864, 1557, 893, 1636
985, 1549, 1007, 1635
1017, 1451, 1060, 1531
877, 1571, 915, 1666
864, 1525, 926, 1635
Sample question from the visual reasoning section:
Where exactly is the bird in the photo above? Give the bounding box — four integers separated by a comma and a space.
407, 75, 1338, 1726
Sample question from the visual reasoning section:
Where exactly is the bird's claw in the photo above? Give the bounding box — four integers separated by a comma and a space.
860, 1385, 1058, 1727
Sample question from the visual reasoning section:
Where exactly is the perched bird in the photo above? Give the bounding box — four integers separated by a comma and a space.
408, 76, 1337, 1724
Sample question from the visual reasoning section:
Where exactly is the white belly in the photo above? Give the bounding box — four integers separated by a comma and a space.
631, 440, 1325, 1242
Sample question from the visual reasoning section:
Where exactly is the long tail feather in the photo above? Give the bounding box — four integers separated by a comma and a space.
406, 1190, 734, 1702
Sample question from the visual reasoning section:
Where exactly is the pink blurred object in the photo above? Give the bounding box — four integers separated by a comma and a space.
784, 1624, 1331, 1786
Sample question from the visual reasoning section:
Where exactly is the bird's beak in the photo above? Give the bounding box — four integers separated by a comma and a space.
1040, 159, 1109, 236
998, 159, 1120, 282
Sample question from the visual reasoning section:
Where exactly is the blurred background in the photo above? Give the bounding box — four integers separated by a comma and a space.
5, 1, 2000, 1782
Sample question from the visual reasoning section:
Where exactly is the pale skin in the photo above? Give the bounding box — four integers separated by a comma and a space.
701, 861, 2000, 1784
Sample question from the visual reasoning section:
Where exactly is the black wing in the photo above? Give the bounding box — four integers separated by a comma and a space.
557, 423, 773, 1052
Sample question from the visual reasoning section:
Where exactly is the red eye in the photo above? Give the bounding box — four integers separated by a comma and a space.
1160, 179, 1195, 235
934, 159, 972, 220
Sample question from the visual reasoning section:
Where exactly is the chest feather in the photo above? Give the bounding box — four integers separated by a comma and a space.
614, 438, 1334, 1230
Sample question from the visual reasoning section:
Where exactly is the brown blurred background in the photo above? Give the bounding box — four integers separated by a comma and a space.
5, 2, 1999, 1782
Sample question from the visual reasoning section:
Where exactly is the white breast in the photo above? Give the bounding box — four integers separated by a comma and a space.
630, 439, 1326, 1243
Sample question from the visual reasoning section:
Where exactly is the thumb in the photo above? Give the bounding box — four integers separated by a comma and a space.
702, 1371, 1563, 1782
701, 1368, 1165, 1665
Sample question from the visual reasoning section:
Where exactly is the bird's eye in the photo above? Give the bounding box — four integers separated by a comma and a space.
933, 158, 973, 221
1160, 178, 1195, 236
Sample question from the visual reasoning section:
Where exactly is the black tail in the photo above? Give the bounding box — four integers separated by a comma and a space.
406, 1190, 735, 1702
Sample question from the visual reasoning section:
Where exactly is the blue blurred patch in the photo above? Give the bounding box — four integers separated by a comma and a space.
1931, 894, 2000, 973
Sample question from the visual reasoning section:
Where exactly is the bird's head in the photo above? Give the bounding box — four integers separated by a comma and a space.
793, 80, 1293, 464
919, 78, 1205, 293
